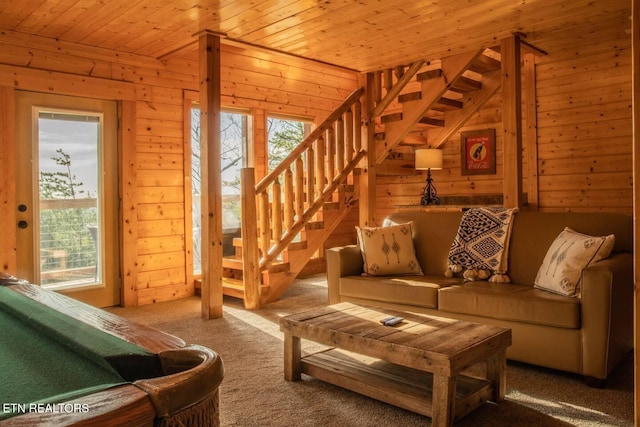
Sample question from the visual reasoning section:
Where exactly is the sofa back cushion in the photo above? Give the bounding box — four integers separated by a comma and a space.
508, 212, 632, 285
384, 211, 632, 285
384, 211, 463, 276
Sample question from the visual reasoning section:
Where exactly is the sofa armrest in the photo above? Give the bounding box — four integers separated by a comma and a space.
326, 245, 363, 304
580, 252, 634, 380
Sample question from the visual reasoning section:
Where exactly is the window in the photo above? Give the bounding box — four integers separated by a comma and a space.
267, 116, 312, 172
191, 109, 248, 275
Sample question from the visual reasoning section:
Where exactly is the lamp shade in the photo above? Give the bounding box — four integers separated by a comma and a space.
415, 149, 443, 170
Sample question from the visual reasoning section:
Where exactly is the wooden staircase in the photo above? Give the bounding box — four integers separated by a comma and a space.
221, 181, 358, 304
373, 48, 502, 161
219, 88, 365, 309
221, 47, 503, 309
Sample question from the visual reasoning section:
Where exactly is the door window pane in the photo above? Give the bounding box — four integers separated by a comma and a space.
38, 112, 101, 288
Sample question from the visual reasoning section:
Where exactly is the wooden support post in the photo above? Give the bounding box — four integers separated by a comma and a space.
501, 35, 524, 209
241, 168, 261, 310
524, 52, 539, 210
631, 2, 639, 425
199, 31, 223, 319
359, 72, 377, 227
119, 100, 138, 306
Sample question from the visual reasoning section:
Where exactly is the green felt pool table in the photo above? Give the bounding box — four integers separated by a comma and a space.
0, 277, 223, 426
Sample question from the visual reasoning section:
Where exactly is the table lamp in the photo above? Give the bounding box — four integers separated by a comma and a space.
415, 148, 443, 205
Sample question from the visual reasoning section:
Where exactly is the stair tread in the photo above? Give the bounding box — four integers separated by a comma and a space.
436, 97, 463, 109
222, 277, 243, 289
398, 91, 422, 103
222, 256, 243, 269
416, 69, 443, 81
468, 54, 501, 74
419, 116, 445, 127
306, 221, 325, 230
223, 255, 289, 271
450, 76, 482, 93
381, 112, 402, 123
232, 238, 307, 251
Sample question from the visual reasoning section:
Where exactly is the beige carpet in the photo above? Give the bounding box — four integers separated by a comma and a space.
109, 275, 634, 427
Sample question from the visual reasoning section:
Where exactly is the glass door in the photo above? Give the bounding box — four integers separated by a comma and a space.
15, 92, 119, 307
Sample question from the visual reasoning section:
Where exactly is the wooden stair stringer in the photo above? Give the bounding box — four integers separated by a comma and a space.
375, 49, 486, 164
259, 187, 360, 305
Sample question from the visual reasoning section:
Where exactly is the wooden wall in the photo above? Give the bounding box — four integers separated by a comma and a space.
374, 30, 633, 219
0, 21, 631, 306
0, 31, 358, 306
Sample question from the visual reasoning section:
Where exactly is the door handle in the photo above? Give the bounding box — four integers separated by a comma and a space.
17, 220, 28, 229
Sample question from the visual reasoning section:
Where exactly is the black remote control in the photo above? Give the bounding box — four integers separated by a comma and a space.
380, 316, 404, 326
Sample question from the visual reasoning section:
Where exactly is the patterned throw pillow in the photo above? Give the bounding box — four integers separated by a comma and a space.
534, 227, 615, 297
355, 222, 423, 276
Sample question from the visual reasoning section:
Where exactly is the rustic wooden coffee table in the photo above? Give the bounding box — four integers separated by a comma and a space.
280, 302, 511, 427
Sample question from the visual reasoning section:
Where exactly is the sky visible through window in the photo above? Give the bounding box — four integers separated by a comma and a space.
38, 115, 99, 198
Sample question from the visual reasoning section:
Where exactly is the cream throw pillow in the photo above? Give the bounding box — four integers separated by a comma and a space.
534, 227, 615, 297
355, 222, 423, 276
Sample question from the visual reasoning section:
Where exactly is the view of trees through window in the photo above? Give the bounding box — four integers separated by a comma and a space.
191, 110, 309, 274
267, 117, 308, 172
191, 110, 248, 274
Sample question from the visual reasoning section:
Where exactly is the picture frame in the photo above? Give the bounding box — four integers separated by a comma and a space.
460, 129, 496, 175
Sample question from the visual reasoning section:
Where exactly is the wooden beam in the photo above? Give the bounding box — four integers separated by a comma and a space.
359, 72, 377, 227
631, 1, 639, 425
119, 100, 138, 306
0, 64, 136, 101
199, 32, 223, 319
524, 53, 539, 210
500, 36, 523, 209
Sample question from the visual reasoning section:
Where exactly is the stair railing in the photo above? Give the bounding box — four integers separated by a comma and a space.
242, 87, 365, 282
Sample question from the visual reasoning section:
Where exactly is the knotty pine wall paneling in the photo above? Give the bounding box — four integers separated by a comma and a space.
535, 34, 632, 212
0, 32, 358, 305
0, 86, 16, 274
375, 29, 632, 217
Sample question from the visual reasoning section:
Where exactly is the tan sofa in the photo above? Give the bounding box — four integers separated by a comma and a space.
326, 210, 634, 386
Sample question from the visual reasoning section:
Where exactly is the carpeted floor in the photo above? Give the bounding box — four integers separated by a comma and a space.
109, 275, 635, 427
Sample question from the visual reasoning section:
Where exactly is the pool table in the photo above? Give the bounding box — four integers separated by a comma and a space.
0, 275, 224, 426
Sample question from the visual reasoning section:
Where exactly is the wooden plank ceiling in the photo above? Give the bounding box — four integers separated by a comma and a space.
0, 0, 631, 72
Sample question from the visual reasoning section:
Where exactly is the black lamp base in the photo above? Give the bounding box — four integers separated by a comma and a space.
420, 169, 440, 206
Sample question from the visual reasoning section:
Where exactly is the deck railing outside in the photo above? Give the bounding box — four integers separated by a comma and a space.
39, 198, 98, 286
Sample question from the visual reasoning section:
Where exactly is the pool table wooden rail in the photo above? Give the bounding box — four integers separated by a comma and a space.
8, 282, 185, 353
1, 282, 224, 426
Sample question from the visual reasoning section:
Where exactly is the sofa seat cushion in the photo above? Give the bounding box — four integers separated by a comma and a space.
340, 275, 462, 309
438, 281, 581, 328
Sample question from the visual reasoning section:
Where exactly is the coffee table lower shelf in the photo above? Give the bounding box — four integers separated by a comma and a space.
302, 348, 494, 421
